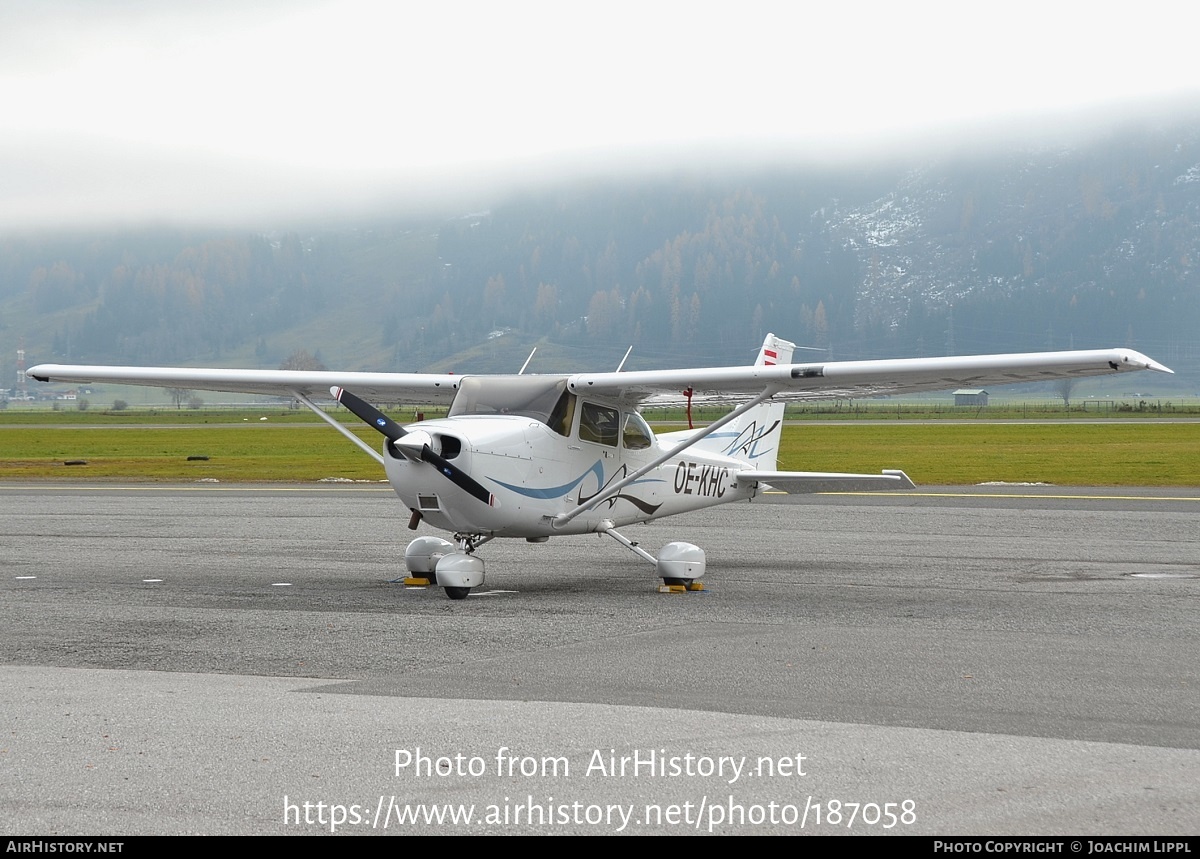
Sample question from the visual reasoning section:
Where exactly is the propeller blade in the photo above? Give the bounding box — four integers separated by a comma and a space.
421, 445, 494, 507
331, 386, 407, 442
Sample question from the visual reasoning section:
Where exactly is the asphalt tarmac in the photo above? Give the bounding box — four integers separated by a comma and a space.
2, 482, 1198, 836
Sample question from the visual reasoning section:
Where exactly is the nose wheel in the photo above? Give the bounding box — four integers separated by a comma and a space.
404, 536, 488, 600
434, 552, 485, 600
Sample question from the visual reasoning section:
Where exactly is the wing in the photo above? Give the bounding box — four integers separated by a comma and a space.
567, 348, 1173, 406
27, 346, 1173, 406
25, 364, 460, 405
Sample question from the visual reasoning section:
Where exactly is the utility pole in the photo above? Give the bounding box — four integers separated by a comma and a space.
16, 342, 27, 399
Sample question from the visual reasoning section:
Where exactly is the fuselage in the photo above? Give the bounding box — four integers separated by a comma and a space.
382, 413, 756, 538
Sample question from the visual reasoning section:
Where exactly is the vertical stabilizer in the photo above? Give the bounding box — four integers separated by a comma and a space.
689, 333, 793, 470
755, 332, 794, 368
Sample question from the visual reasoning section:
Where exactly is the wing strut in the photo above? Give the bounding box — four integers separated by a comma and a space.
292, 390, 385, 465
518, 348, 537, 375
552, 387, 777, 529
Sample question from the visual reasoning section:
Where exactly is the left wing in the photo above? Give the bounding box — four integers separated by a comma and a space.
567, 347, 1173, 406
25, 365, 461, 405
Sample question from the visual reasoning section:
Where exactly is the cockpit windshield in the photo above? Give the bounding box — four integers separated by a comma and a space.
448, 376, 573, 433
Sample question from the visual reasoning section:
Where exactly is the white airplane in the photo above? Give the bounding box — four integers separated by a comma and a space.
28, 335, 1171, 599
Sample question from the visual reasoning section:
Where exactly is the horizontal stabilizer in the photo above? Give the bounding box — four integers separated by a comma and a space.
741, 469, 915, 494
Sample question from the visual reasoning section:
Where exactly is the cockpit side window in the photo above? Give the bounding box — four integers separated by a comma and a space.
579, 402, 619, 447
547, 390, 576, 437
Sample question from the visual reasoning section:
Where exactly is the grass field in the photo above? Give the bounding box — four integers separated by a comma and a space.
1, 409, 1196, 485
774, 423, 1196, 486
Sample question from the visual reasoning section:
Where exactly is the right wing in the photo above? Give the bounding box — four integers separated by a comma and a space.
25, 365, 461, 405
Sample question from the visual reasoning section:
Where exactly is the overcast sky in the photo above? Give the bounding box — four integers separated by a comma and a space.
3, 0, 1198, 229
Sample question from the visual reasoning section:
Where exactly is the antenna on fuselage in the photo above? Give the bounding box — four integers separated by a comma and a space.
615, 345, 633, 372
518, 347, 537, 375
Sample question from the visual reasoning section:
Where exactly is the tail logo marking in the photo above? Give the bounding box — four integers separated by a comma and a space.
717, 419, 782, 461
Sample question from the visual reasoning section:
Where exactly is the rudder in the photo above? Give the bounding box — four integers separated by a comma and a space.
689, 333, 793, 470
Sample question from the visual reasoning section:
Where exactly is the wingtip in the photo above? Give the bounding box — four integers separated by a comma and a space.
1139, 355, 1174, 374
1119, 350, 1173, 374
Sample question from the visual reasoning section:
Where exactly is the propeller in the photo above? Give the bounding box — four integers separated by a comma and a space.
331, 386, 407, 442
331, 386, 494, 506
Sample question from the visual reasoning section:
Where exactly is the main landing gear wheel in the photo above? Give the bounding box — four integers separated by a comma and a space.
404, 536, 455, 576
655, 542, 706, 592
444, 586, 471, 600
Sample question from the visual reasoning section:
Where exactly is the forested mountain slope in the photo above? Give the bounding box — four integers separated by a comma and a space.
4, 119, 1197, 386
